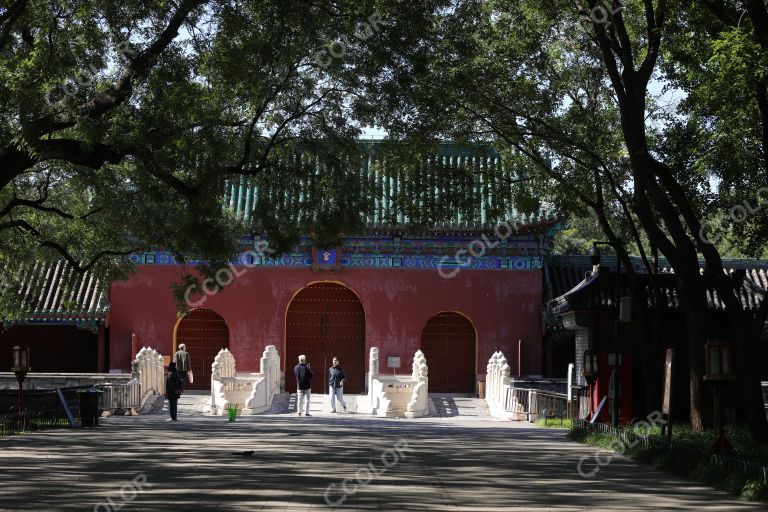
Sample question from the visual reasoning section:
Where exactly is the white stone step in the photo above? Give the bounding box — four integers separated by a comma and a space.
288, 393, 360, 415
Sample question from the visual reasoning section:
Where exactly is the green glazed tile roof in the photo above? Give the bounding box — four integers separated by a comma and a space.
224, 142, 557, 230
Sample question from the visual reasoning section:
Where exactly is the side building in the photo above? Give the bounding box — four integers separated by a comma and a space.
545, 254, 768, 424
0, 261, 109, 373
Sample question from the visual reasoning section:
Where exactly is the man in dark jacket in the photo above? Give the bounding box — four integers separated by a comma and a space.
174, 343, 191, 388
294, 355, 314, 416
328, 357, 347, 413
165, 361, 183, 421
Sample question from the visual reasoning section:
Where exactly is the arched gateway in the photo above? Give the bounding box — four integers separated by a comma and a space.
174, 308, 230, 390
285, 282, 365, 394
420, 311, 477, 393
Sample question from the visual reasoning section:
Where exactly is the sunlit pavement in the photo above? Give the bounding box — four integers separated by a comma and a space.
0, 410, 761, 511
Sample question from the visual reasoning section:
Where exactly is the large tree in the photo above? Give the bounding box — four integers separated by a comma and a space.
352, 0, 768, 438
0, 1, 441, 317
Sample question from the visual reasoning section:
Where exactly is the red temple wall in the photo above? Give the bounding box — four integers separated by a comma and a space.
108, 265, 543, 377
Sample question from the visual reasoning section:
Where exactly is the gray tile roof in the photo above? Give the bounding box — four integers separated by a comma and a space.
547, 255, 768, 315
9, 260, 109, 326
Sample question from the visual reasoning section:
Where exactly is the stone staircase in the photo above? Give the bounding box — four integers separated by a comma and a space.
143, 390, 210, 416
430, 396, 491, 419
286, 392, 361, 415
142, 390, 492, 420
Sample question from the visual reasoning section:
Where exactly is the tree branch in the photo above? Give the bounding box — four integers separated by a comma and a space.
27, 0, 208, 138
0, 0, 29, 50
37, 242, 141, 274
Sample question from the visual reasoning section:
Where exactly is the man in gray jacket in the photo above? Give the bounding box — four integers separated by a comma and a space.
174, 343, 191, 387
328, 357, 347, 413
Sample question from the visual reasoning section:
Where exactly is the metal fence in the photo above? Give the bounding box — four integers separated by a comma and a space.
0, 407, 76, 437
0, 381, 140, 436
572, 386, 590, 419
504, 387, 568, 422
95, 382, 141, 413
504, 387, 530, 414
0, 386, 89, 436
572, 419, 768, 484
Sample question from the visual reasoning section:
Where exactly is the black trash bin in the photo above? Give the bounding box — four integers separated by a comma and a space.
79, 389, 103, 427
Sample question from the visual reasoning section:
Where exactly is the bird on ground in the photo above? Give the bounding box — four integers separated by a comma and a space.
232, 450, 255, 457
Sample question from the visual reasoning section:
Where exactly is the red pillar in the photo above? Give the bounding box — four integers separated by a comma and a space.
97, 326, 106, 373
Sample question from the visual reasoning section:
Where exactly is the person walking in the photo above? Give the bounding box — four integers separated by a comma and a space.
165, 361, 183, 421
328, 356, 347, 413
294, 355, 314, 416
174, 343, 191, 388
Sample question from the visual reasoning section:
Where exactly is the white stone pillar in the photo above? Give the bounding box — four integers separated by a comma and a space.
369, 347, 379, 402
156, 351, 165, 395
498, 355, 508, 406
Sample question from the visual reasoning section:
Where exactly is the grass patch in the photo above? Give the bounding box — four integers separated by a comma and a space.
569, 423, 768, 503
534, 417, 572, 429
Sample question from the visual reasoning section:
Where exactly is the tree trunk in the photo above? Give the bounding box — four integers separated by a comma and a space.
675, 270, 713, 431
728, 301, 768, 443
635, 288, 663, 417
737, 332, 768, 442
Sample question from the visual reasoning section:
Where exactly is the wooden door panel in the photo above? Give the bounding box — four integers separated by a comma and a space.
176, 309, 229, 390
286, 283, 365, 394
421, 312, 476, 393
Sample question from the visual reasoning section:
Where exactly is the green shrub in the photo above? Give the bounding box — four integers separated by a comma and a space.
569, 423, 768, 503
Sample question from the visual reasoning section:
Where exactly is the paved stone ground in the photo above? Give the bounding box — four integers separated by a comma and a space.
0, 397, 762, 512
164, 391, 491, 420
430, 397, 491, 419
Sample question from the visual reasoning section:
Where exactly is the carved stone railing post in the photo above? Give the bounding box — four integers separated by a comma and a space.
485, 351, 515, 419
261, 344, 279, 396
210, 348, 236, 414
156, 351, 165, 396
498, 354, 509, 406
131, 347, 165, 406
501, 360, 511, 407
243, 344, 281, 414
485, 351, 500, 410
485, 352, 497, 407
260, 348, 270, 392
369, 346, 379, 395
406, 349, 429, 417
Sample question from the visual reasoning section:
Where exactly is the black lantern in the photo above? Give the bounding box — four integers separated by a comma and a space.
704, 340, 734, 454
582, 350, 599, 382
589, 244, 601, 266
11, 345, 30, 372
11, 345, 30, 413
704, 340, 734, 381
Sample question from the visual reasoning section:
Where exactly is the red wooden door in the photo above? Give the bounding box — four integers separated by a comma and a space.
285, 283, 365, 394
421, 312, 476, 393
175, 308, 230, 390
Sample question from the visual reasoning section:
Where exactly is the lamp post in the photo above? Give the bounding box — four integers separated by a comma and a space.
11, 345, 31, 412
582, 350, 599, 419
590, 240, 624, 427
704, 340, 735, 454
